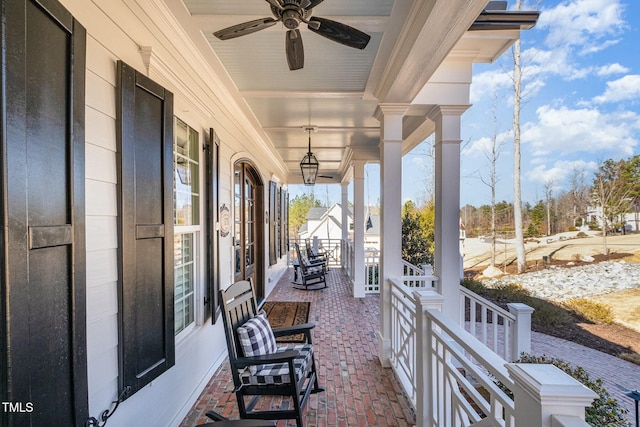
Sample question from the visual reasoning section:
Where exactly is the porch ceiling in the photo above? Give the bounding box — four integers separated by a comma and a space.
182, 0, 530, 184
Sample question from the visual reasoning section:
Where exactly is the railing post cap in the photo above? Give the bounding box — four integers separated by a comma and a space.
508, 302, 535, 314
412, 289, 444, 305
506, 363, 597, 404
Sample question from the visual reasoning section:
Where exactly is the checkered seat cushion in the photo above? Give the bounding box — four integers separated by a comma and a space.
300, 255, 323, 274
236, 311, 278, 374
240, 344, 313, 386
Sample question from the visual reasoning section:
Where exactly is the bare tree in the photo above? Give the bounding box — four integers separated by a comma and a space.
479, 93, 505, 267
544, 179, 554, 236
512, 0, 526, 272
568, 167, 589, 228
592, 159, 632, 254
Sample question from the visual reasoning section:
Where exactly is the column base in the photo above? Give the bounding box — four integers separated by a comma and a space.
377, 331, 391, 367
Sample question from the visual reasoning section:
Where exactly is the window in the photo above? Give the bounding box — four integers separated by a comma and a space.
174, 118, 200, 334
174, 118, 200, 226
174, 233, 195, 334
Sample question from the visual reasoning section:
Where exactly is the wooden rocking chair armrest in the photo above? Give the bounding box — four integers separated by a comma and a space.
272, 322, 315, 338
235, 350, 300, 368
300, 261, 325, 272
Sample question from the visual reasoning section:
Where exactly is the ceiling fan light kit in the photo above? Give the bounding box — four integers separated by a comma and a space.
213, 0, 371, 70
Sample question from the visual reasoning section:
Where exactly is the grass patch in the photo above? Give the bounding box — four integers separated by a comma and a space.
621, 353, 640, 365
564, 298, 614, 324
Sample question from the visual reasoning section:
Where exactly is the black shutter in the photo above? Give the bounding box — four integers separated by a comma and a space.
116, 61, 175, 397
1, 1, 88, 424
276, 186, 281, 258
281, 189, 288, 257
269, 181, 277, 265
206, 128, 220, 323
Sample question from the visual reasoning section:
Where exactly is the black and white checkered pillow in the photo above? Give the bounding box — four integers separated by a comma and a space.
237, 311, 277, 369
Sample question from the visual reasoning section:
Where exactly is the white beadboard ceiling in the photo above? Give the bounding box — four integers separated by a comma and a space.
182, 0, 518, 184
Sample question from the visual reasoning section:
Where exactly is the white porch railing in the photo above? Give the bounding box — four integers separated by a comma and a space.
289, 237, 343, 267
459, 287, 533, 362
389, 278, 419, 402
364, 249, 380, 293
388, 279, 597, 427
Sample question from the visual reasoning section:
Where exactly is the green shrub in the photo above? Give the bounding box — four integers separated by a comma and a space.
564, 298, 614, 324
515, 354, 631, 427
525, 297, 572, 327
460, 278, 487, 294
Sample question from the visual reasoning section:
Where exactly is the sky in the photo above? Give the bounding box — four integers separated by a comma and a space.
290, 0, 640, 208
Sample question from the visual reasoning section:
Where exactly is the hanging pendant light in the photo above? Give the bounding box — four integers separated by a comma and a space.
300, 127, 319, 186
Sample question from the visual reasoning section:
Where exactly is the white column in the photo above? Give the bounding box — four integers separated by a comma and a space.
353, 160, 366, 298
377, 104, 408, 366
430, 106, 467, 321
341, 182, 349, 269
507, 364, 597, 427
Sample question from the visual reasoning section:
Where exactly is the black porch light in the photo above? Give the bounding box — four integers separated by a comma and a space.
300, 127, 319, 186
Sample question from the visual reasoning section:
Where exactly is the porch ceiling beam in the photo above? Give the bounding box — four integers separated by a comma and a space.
374, 0, 488, 103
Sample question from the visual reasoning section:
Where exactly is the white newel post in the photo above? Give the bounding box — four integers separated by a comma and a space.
506, 364, 597, 427
413, 290, 444, 427
508, 302, 534, 362
353, 160, 366, 298
430, 106, 467, 322
376, 104, 407, 366
341, 181, 349, 269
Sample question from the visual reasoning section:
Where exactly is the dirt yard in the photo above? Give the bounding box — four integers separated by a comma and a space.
464, 234, 640, 362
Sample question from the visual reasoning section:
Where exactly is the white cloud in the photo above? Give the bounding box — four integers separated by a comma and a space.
537, 0, 625, 53
596, 63, 630, 76
521, 105, 640, 157
526, 159, 598, 188
469, 70, 512, 104
592, 74, 640, 103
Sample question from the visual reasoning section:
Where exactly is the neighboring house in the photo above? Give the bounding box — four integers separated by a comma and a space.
298, 204, 380, 250
586, 206, 640, 232
0, 0, 537, 426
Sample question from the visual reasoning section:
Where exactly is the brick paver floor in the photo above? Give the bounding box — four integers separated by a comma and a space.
181, 267, 640, 426
181, 267, 415, 427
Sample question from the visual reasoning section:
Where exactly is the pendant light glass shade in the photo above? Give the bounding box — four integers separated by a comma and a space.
300, 128, 319, 185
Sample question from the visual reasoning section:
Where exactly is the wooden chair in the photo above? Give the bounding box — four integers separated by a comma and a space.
220, 280, 323, 427
293, 243, 327, 290
304, 239, 327, 264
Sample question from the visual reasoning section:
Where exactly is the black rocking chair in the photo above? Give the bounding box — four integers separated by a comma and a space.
220, 280, 324, 427
293, 243, 327, 290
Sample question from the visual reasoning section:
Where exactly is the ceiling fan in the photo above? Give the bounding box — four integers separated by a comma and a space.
213, 0, 371, 70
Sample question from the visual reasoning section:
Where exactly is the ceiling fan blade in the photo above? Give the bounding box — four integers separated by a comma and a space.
300, 0, 312, 8
214, 17, 279, 40
307, 0, 325, 9
308, 17, 371, 50
264, 0, 283, 10
286, 29, 304, 70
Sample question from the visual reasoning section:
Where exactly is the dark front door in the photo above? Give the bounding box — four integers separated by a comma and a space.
1, 1, 88, 425
233, 162, 264, 301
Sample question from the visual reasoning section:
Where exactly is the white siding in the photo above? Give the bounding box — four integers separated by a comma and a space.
55, 0, 290, 424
